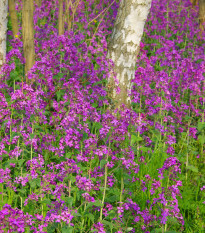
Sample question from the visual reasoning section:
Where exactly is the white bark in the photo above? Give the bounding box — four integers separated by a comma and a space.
0, 0, 8, 69
107, 0, 152, 109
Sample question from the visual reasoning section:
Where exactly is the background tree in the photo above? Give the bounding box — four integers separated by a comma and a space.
190, 0, 205, 37
65, 0, 72, 31
58, 0, 81, 35
190, 0, 198, 7
8, 0, 19, 38
0, 0, 8, 72
58, 0, 64, 35
199, 0, 205, 37
107, 0, 152, 110
22, 0, 35, 81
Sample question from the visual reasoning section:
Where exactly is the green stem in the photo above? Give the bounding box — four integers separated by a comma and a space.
99, 142, 110, 221
119, 173, 124, 218
186, 122, 190, 182
20, 196, 23, 210
80, 203, 87, 233
31, 123, 33, 161
201, 98, 204, 155
164, 175, 170, 232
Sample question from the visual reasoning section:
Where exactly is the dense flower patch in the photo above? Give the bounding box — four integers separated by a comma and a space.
0, 0, 204, 232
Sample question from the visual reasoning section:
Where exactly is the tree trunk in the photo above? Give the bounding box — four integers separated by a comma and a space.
199, 0, 205, 37
190, 0, 198, 7
107, 0, 152, 109
58, 0, 64, 35
8, 0, 19, 38
65, 0, 72, 32
0, 0, 8, 72
22, 0, 35, 80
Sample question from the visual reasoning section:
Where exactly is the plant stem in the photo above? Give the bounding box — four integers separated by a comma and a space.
119, 172, 124, 218
99, 142, 110, 221
80, 203, 87, 233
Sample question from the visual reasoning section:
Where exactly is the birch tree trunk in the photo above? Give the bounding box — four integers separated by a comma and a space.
22, 0, 35, 80
8, 0, 19, 38
58, 0, 64, 35
107, 0, 152, 109
0, 0, 8, 71
199, 0, 205, 37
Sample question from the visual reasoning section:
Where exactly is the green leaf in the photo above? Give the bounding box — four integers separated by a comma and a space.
65, 197, 73, 207
99, 187, 109, 191
100, 159, 107, 169
93, 200, 103, 207
92, 81, 102, 86
18, 159, 25, 167
102, 220, 113, 230
66, 152, 72, 158
4, 159, 18, 166
10, 70, 21, 81
108, 195, 117, 203
23, 202, 35, 213
92, 103, 98, 108
140, 147, 150, 152
64, 101, 70, 106
72, 211, 81, 217
185, 115, 192, 121
86, 200, 103, 210
93, 122, 103, 130
53, 73, 64, 80
198, 135, 205, 144
83, 133, 88, 140
84, 213, 94, 222
68, 174, 76, 182
126, 227, 133, 232
47, 222, 59, 233
29, 178, 41, 188
165, 231, 178, 233
10, 132, 19, 139
16, 189, 26, 197
197, 122, 205, 132
151, 228, 163, 233
91, 229, 98, 232
56, 89, 65, 101
187, 165, 198, 173
29, 180, 36, 188
36, 178, 41, 187
62, 226, 73, 233
131, 134, 142, 145
30, 133, 35, 139
41, 198, 52, 205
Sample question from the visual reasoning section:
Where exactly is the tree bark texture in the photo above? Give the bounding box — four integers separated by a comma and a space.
22, 0, 35, 78
190, 0, 198, 7
0, 0, 8, 71
107, 0, 152, 109
199, 0, 205, 36
58, 0, 64, 35
8, 0, 19, 37
65, 0, 72, 31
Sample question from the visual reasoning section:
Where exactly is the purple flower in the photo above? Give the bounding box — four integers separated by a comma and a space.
160, 208, 169, 224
